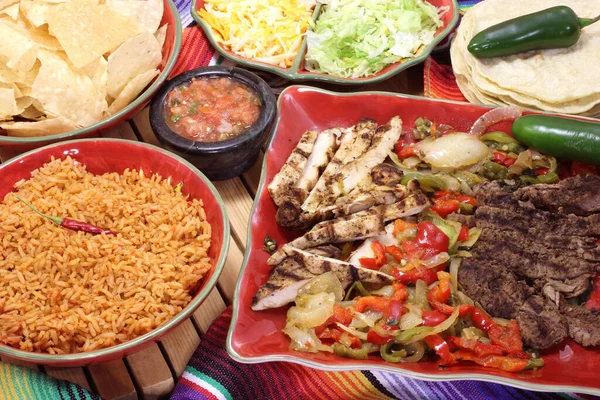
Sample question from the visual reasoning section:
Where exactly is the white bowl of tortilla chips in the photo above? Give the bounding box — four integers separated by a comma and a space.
0, 0, 182, 146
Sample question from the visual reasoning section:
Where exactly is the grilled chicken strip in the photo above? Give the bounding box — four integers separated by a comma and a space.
270, 193, 428, 265
352, 193, 430, 222
276, 164, 407, 230
267, 212, 386, 266
295, 128, 342, 200
268, 130, 318, 207
302, 119, 377, 212
251, 258, 314, 311
303, 117, 403, 212
282, 247, 393, 284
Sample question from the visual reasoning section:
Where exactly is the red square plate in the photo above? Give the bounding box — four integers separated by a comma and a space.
227, 86, 600, 395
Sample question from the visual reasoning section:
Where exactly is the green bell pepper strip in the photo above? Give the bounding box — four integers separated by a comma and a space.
512, 115, 600, 166
332, 343, 369, 360
343, 281, 370, 301
468, 6, 600, 58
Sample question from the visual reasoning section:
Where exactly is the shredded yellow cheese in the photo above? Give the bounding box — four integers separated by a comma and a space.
199, 0, 316, 68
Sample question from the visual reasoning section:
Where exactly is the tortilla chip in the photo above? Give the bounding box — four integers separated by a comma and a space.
47, 0, 141, 68
19, 104, 44, 119
0, 0, 19, 11
81, 56, 108, 98
155, 24, 168, 50
105, 0, 163, 33
107, 31, 161, 98
0, 116, 79, 137
108, 68, 158, 115
0, 20, 36, 68
0, 87, 17, 115
32, 49, 107, 126
0, 3, 18, 19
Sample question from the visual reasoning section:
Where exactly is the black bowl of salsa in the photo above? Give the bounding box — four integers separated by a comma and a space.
149, 66, 276, 180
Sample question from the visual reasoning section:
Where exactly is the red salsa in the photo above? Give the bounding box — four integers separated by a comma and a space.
164, 77, 262, 142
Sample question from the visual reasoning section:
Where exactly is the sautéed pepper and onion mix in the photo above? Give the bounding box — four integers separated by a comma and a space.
279, 109, 600, 372
164, 77, 262, 142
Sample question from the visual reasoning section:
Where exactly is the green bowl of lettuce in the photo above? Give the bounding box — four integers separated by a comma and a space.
192, 0, 459, 84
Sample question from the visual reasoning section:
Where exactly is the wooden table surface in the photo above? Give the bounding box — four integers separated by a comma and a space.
0, 65, 425, 400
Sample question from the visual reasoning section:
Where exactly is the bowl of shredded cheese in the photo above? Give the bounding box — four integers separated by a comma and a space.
192, 0, 459, 84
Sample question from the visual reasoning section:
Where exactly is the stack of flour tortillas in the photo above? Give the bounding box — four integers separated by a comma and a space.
450, 0, 600, 117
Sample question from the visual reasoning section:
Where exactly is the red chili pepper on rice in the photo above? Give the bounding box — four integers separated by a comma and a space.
13, 194, 116, 236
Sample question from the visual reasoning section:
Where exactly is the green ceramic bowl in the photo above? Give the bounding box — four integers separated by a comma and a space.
191, 0, 458, 84
0, 0, 182, 149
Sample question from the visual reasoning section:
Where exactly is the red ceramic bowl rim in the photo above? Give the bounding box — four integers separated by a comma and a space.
0, 0, 183, 145
226, 85, 600, 397
0, 138, 230, 365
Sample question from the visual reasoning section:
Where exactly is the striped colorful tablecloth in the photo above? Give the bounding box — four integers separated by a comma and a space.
1, 2, 597, 400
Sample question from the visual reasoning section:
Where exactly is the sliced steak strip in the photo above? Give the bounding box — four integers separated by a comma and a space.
516, 295, 567, 349
475, 205, 600, 237
515, 174, 600, 217
458, 261, 532, 320
562, 306, 600, 347
470, 231, 596, 281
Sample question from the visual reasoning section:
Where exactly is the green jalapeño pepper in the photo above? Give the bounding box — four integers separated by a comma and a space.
512, 115, 600, 166
468, 6, 600, 58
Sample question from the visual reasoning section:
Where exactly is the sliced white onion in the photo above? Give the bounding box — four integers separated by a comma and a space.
350, 310, 384, 329
287, 292, 335, 329
420, 252, 450, 268
449, 257, 461, 295
469, 106, 523, 137
336, 322, 368, 341
283, 326, 333, 353
416, 133, 490, 170
399, 304, 423, 331
369, 285, 395, 298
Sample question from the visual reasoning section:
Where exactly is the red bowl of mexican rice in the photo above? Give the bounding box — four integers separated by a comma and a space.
0, 138, 229, 366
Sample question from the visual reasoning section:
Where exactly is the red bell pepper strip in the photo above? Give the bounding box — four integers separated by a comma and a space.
359, 241, 387, 270
428, 271, 452, 304
394, 140, 405, 154
470, 308, 524, 353
430, 302, 473, 318
493, 151, 507, 164
367, 329, 393, 345
359, 257, 380, 270
354, 296, 389, 314
458, 225, 469, 242
403, 221, 449, 260
424, 334, 456, 366
391, 264, 445, 285
421, 310, 448, 327
393, 219, 417, 236
451, 350, 535, 372
585, 272, 600, 310
397, 145, 417, 159
431, 198, 460, 218
470, 307, 496, 331
385, 245, 405, 261
503, 158, 516, 167
447, 337, 506, 357
390, 282, 408, 302
315, 306, 353, 336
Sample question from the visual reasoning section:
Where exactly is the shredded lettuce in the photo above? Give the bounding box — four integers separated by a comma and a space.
306, 0, 444, 78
